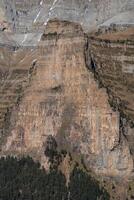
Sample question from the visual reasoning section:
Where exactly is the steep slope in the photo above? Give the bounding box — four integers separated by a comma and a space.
88, 27, 134, 157
0, 20, 133, 178
0, 0, 134, 33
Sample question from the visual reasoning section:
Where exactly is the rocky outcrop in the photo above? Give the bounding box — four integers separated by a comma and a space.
0, 46, 36, 147
88, 28, 134, 158
0, 20, 133, 178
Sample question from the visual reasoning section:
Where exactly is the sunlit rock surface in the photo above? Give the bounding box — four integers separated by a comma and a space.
0, 20, 133, 177
0, 1, 134, 199
88, 27, 134, 162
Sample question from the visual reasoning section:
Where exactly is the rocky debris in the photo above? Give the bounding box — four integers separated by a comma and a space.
100, 11, 134, 27
0, 0, 134, 34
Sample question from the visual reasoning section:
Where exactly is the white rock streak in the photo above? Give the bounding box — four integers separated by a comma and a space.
33, 0, 59, 27
21, 34, 27, 44
38, 34, 42, 42
40, 1, 43, 6
33, 0, 43, 24
43, 0, 59, 26
34, 11, 41, 23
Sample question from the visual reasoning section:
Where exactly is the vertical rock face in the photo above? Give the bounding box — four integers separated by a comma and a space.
1, 20, 133, 177
88, 28, 134, 158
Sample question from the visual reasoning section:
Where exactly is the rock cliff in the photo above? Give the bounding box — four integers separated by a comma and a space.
0, 20, 133, 181
0, 1, 134, 199
88, 27, 134, 158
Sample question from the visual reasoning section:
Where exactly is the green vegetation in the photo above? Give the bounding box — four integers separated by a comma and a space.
0, 155, 110, 200
69, 166, 110, 200
0, 156, 67, 200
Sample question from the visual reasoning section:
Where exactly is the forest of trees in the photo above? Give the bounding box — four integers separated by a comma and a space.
0, 155, 110, 200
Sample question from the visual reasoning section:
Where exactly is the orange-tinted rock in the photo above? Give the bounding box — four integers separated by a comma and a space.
89, 28, 134, 159
0, 20, 133, 177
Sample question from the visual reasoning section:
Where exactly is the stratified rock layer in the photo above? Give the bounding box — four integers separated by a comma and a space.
88, 28, 134, 157
0, 20, 133, 177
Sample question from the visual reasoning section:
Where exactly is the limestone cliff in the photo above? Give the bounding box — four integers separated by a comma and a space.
88, 27, 134, 158
0, 20, 133, 180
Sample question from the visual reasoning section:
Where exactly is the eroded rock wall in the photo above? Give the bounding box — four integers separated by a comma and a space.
0, 20, 133, 177
88, 28, 134, 158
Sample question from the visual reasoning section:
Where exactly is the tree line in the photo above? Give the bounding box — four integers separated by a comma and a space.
0, 155, 110, 200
